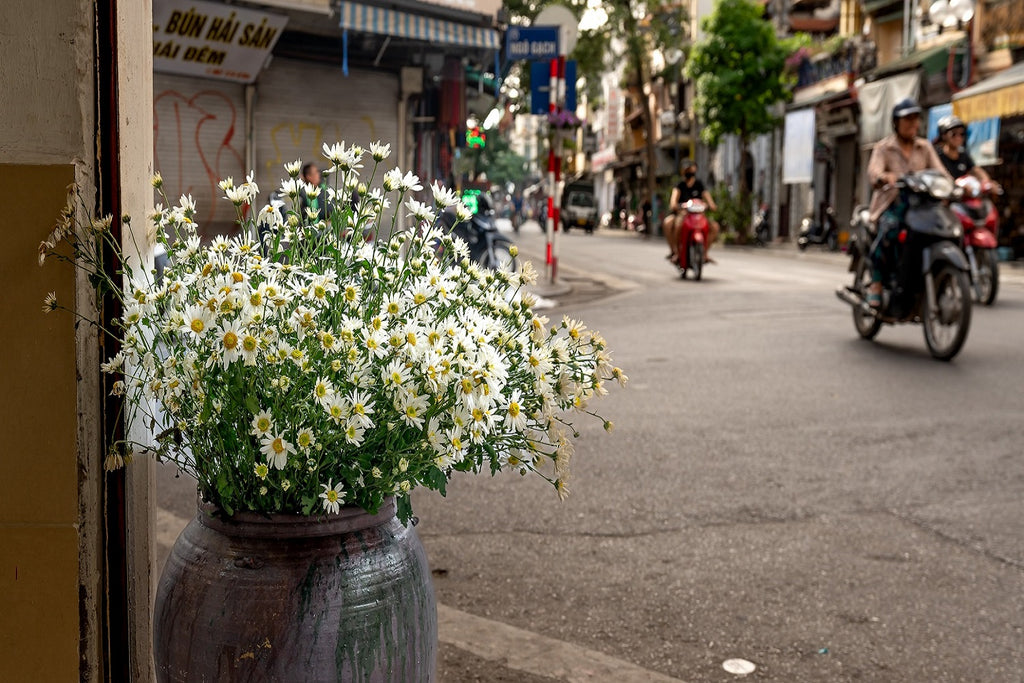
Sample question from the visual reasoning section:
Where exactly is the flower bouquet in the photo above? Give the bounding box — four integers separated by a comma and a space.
40, 141, 624, 523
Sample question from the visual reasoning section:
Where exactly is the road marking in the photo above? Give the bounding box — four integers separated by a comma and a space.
438, 604, 685, 682
156, 508, 684, 681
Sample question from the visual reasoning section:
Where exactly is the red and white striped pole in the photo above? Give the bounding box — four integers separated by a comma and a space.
545, 57, 558, 280
546, 55, 566, 284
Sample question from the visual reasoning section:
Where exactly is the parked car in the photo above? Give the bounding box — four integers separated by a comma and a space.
561, 187, 598, 233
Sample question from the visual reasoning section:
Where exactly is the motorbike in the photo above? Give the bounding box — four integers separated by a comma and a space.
798, 205, 839, 251
836, 170, 972, 361
950, 175, 1001, 305
437, 193, 519, 272
752, 202, 770, 246
675, 199, 710, 281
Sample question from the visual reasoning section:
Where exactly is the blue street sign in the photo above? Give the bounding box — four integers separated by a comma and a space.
506, 26, 559, 61
529, 60, 576, 115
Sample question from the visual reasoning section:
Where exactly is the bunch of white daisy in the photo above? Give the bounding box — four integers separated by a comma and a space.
40, 140, 624, 522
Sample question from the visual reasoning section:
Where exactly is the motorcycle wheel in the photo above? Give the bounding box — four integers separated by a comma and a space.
852, 260, 882, 340
975, 249, 999, 306
486, 239, 520, 273
689, 241, 704, 281
923, 265, 971, 361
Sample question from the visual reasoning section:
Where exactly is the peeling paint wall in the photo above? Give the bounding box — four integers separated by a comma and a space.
0, 1, 154, 680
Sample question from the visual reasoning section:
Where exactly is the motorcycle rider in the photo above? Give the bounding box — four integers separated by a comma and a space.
865, 98, 950, 307
934, 115, 1001, 190
663, 159, 719, 264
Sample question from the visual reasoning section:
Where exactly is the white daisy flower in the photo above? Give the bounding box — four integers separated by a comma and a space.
261, 432, 295, 470
250, 410, 273, 437
369, 141, 391, 162
319, 480, 346, 515
181, 305, 215, 338
215, 320, 244, 368
430, 182, 460, 209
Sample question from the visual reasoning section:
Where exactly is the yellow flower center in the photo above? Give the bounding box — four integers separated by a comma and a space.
191, 319, 205, 333
315, 384, 328, 398
509, 402, 520, 417
313, 285, 327, 299
271, 438, 285, 454
345, 287, 357, 302
326, 490, 339, 503
232, 272, 244, 283
222, 331, 238, 350
243, 336, 258, 352
257, 418, 270, 432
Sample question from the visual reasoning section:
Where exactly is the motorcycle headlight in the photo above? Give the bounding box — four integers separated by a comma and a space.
922, 172, 954, 200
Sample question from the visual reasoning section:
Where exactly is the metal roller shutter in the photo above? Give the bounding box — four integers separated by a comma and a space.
254, 58, 399, 199
154, 73, 247, 233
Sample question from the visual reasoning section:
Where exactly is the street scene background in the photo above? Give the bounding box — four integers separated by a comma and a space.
158, 222, 1024, 681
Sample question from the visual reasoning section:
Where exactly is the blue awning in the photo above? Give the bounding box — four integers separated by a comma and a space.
337, 2, 500, 50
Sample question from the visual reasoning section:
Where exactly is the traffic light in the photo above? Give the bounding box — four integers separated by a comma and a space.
466, 126, 486, 149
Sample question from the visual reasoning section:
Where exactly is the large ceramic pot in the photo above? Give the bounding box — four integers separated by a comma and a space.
154, 497, 436, 682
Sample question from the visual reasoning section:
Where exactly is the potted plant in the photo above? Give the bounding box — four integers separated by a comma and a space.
40, 141, 624, 681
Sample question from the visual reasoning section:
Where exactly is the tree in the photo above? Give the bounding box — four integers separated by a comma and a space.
503, 1, 687, 235
685, 0, 794, 237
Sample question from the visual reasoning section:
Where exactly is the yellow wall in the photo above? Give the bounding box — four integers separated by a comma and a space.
0, 164, 81, 679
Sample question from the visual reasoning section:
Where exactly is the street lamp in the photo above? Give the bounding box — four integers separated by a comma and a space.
927, 0, 974, 30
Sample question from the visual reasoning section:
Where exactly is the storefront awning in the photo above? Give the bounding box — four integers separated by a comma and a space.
953, 61, 1024, 123
858, 70, 921, 146
337, 1, 500, 50
869, 41, 958, 80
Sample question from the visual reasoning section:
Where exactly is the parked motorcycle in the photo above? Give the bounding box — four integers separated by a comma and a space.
798, 205, 839, 251
752, 202, 770, 246
836, 170, 972, 361
950, 175, 1001, 305
437, 193, 519, 272
675, 199, 710, 281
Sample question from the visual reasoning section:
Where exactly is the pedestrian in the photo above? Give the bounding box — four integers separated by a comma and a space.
300, 162, 329, 223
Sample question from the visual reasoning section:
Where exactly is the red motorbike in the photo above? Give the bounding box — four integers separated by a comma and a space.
676, 199, 710, 280
950, 176, 1001, 305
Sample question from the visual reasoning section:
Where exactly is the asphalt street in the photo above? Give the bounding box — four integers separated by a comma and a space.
156, 222, 1024, 681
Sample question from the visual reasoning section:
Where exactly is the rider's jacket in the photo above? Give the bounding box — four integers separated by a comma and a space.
867, 135, 949, 221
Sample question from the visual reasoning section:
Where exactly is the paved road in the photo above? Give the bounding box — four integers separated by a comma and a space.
157, 225, 1024, 681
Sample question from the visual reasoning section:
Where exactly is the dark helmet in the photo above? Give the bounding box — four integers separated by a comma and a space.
937, 114, 966, 136
476, 192, 495, 214
891, 98, 922, 128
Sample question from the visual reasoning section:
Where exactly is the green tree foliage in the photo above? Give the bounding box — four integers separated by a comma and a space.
477, 128, 530, 188
685, 0, 792, 151
685, 0, 795, 237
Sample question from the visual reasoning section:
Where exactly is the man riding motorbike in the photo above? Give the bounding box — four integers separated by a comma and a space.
865, 98, 951, 307
663, 159, 719, 264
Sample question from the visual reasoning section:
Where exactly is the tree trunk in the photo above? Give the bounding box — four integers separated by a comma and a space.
631, 47, 659, 237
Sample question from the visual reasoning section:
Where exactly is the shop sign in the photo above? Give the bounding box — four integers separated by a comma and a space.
153, 0, 287, 84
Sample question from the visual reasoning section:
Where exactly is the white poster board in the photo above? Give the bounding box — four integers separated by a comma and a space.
153, 0, 288, 84
783, 109, 816, 185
